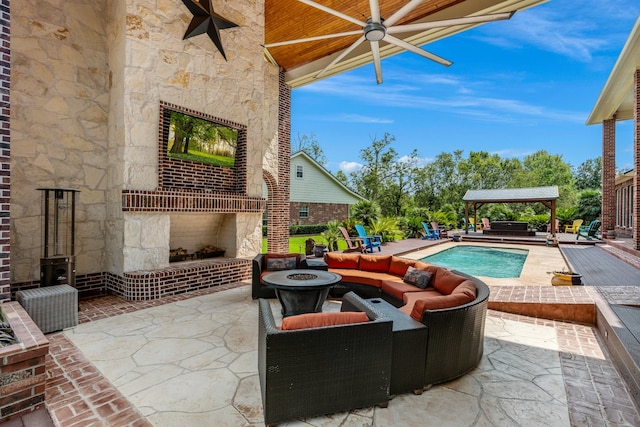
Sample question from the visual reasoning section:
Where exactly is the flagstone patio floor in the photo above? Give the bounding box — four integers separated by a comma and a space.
4, 236, 640, 426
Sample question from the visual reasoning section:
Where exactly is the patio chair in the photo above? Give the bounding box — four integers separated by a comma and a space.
463, 218, 475, 231
258, 295, 393, 425
355, 224, 382, 252
577, 219, 601, 240
564, 219, 584, 234
338, 226, 365, 253
481, 218, 491, 230
421, 222, 439, 240
546, 219, 560, 233
431, 221, 448, 238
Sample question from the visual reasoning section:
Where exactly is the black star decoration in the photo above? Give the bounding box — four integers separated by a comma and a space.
181, 0, 238, 61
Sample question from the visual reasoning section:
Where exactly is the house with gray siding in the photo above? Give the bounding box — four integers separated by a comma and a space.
289, 151, 365, 225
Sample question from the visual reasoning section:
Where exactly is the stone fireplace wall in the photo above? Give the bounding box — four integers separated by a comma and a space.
8, 0, 285, 299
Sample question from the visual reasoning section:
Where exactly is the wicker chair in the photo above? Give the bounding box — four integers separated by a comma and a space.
252, 253, 308, 299
258, 293, 393, 426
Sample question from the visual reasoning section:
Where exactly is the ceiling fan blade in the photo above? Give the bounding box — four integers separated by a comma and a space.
384, 0, 425, 27
370, 40, 383, 84
295, 0, 365, 27
315, 36, 367, 79
264, 30, 362, 48
369, 0, 381, 23
384, 34, 452, 66
387, 11, 515, 34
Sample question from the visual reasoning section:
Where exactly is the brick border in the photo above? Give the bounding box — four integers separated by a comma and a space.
0, 0, 10, 303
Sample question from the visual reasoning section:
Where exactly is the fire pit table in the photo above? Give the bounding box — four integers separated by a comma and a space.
262, 269, 342, 317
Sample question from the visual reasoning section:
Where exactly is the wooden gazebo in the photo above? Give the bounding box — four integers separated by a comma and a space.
462, 186, 560, 234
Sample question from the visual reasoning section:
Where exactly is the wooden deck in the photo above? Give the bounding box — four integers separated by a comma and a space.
560, 245, 640, 286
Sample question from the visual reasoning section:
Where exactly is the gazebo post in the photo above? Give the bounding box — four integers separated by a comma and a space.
464, 202, 469, 234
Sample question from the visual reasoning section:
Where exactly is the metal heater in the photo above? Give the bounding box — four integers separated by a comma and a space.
38, 188, 79, 287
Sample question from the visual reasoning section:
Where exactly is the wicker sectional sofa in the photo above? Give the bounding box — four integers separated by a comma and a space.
324, 252, 490, 386
253, 251, 489, 387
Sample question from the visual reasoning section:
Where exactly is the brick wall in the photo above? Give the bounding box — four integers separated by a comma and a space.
0, 0, 9, 303
634, 69, 640, 250
0, 302, 48, 422
290, 202, 349, 225
602, 117, 616, 232
158, 101, 247, 193
267, 70, 290, 253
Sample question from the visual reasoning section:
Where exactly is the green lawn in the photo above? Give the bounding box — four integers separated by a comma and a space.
261, 235, 350, 253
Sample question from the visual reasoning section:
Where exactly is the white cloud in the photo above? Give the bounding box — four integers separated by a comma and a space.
339, 161, 363, 173
336, 114, 393, 124
475, 4, 634, 62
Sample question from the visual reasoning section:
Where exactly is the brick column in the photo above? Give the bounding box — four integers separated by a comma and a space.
602, 116, 616, 233
0, 1, 9, 303
268, 69, 290, 253
634, 69, 640, 250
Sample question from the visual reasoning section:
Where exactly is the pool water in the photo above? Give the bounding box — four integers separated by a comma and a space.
421, 245, 528, 278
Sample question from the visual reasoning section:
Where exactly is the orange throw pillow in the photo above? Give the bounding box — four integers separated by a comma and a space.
325, 252, 360, 269
281, 311, 369, 330
388, 256, 417, 276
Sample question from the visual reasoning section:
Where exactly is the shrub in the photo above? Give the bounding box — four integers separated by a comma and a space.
350, 200, 381, 226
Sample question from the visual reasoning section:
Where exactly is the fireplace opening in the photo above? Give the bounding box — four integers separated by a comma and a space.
169, 213, 234, 263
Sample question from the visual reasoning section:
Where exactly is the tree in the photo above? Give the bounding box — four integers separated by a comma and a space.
335, 170, 349, 186
350, 133, 397, 203
512, 150, 576, 210
574, 157, 601, 190
293, 133, 326, 166
576, 189, 602, 223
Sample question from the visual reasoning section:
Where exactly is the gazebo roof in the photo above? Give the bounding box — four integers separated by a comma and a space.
463, 186, 559, 203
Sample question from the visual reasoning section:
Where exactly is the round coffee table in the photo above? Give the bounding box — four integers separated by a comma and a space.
262, 269, 342, 317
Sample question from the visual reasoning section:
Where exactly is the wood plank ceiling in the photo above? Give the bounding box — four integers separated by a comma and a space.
264, 0, 463, 71
263, 0, 549, 87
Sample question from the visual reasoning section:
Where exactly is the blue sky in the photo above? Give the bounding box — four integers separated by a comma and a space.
290, 1, 640, 175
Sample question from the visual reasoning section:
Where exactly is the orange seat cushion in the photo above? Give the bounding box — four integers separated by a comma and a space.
281, 311, 369, 330
400, 289, 444, 315
328, 270, 397, 288
432, 268, 467, 295
410, 292, 476, 320
381, 279, 426, 301
359, 254, 392, 272
452, 280, 477, 299
325, 252, 360, 269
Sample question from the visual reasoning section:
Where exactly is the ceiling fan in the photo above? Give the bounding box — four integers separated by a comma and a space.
264, 0, 515, 84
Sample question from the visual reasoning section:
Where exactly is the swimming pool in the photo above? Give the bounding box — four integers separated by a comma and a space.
421, 245, 528, 278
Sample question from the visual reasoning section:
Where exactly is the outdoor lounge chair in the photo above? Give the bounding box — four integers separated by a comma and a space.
430, 221, 448, 238
258, 294, 393, 425
421, 222, 439, 240
355, 224, 382, 252
463, 218, 475, 231
481, 218, 491, 230
577, 219, 601, 240
564, 219, 584, 234
338, 226, 365, 253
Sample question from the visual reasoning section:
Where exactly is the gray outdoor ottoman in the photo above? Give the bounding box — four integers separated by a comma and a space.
16, 285, 78, 333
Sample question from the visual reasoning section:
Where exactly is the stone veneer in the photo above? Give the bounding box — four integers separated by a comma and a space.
7, 0, 288, 301
0, 302, 49, 422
